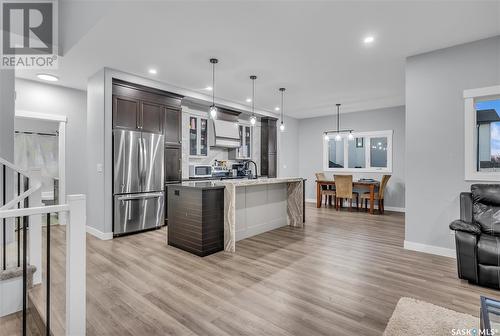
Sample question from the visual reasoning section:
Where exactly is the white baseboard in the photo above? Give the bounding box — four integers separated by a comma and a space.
86, 226, 113, 240
304, 198, 405, 213
404, 240, 456, 259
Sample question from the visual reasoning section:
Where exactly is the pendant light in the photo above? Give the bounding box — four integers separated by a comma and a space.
323, 103, 354, 141
209, 58, 218, 118
279, 88, 286, 132
250, 75, 257, 125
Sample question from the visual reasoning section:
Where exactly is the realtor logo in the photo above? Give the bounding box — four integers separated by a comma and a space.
1, 0, 58, 68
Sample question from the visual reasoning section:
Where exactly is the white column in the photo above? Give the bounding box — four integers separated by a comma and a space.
58, 121, 67, 225
28, 168, 42, 284
66, 194, 86, 336
0, 70, 15, 253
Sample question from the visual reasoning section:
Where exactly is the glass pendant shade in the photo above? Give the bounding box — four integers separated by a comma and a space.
209, 105, 217, 118
324, 133, 329, 141
250, 115, 257, 125
280, 123, 285, 132
335, 133, 342, 141
348, 132, 354, 140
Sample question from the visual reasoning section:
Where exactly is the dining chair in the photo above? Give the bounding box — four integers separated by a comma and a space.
360, 175, 391, 214
333, 175, 359, 211
315, 172, 336, 207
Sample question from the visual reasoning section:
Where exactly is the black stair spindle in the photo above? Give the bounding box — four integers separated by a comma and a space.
46, 213, 51, 336
22, 215, 27, 336
22, 177, 29, 336
17, 172, 20, 267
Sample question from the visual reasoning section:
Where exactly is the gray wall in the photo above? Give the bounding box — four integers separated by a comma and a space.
15, 79, 88, 196
0, 70, 15, 163
298, 106, 406, 209
406, 36, 500, 251
278, 115, 300, 177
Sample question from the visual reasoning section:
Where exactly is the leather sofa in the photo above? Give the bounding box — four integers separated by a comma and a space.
449, 184, 500, 289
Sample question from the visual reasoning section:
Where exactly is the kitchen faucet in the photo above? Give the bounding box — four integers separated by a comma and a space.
244, 160, 258, 179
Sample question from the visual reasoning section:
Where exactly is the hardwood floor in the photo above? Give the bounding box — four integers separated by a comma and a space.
5, 204, 500, 335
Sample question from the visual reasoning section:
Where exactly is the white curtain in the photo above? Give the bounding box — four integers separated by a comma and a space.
14, 133, 59, 196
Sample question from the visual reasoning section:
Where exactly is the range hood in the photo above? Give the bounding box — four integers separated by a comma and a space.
209, 119, 241, 148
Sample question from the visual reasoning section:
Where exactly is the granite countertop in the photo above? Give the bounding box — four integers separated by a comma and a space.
169, 181, 226, 190
170, 177, 304, 190
217, 177, 304, 187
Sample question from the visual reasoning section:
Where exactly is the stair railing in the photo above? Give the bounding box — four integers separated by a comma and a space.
0, 157, 86, 336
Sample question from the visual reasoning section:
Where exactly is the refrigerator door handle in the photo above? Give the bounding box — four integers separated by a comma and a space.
142, 136, 148, 188
117, 192, 164, 201
138, 137, 143, 189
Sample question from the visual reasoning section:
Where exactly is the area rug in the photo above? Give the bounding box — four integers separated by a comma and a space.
383, 297, 478, 336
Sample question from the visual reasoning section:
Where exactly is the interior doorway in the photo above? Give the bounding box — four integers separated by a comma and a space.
14, 110, 67, 224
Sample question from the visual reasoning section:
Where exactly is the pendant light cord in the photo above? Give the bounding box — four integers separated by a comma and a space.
212, 62, 215, 106
336, 104, 340, 132
281, 90, 284, 123
252, 78, 255, 114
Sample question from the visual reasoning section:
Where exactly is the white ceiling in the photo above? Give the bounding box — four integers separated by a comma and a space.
16, 0, 500, 119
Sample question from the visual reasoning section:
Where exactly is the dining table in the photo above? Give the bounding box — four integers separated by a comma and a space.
315, 179, 380, 214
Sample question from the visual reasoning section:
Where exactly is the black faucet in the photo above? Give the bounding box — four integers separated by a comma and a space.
244, 160, 258, 179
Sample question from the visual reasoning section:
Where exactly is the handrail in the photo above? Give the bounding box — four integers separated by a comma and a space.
0, 157, 29, 176
0, 181, 42, 211
0, 157, 42, 211
0, 204, 69, 219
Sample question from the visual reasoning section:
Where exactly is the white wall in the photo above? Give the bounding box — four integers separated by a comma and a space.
405, 36, 500, 252
14, 79, 87, 196
298, 106, 406, 209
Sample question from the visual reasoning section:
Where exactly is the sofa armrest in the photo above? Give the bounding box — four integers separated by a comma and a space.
449, 219, 481, 235
460, 192, 473, 223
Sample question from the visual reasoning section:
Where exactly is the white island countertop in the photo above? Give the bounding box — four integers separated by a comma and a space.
220, 177, 305, 252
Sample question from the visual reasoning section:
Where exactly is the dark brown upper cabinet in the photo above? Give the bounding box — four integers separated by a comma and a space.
112, 79, 183, 135
113, 96, 141, 130
164, 108, 181, 146
141, 101, 163, 133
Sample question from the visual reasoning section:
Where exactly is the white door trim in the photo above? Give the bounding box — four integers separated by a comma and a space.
15, 110, 67, 224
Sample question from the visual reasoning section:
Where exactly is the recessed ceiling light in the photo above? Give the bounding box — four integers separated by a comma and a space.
205, 86, 213, 91
363, 36, 375, 44
148, 68, 157, 75
37, 74, 58, 82
274, 107, 280, 111
246, 98, 252, 103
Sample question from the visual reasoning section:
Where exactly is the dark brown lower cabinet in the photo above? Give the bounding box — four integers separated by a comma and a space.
167, 185, 224, 257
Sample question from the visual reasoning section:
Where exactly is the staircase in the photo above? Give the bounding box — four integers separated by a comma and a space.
0, 157, 86, 336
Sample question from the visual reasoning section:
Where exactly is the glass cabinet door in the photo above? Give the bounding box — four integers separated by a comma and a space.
200, 118, 208, 156
189, 117, 197, 156
244, 126, 251, 158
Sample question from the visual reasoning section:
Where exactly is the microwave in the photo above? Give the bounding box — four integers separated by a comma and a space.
189, 165, 212, 178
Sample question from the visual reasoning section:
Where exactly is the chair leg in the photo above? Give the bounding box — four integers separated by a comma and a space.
356, 196, 359, 210
349, 198, 353, 212
381, 199, 385, 214
364, 199, 368, 212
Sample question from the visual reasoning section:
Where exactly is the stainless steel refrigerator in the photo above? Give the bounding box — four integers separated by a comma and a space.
113, 130, 164, 235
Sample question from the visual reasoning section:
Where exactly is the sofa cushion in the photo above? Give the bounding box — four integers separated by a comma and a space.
478, 234, 500, 266
478, 264, 500, 289
472, 184, 500, 235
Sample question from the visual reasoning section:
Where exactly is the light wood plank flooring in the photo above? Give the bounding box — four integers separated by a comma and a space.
4, 204, 500, 335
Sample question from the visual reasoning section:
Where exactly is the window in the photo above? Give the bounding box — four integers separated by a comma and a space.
464, 85, 500, 181
323, 130, 393, 172
476, 99, 500, 172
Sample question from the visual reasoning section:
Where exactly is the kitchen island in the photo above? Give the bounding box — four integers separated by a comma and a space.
167, 178, 304, 255
220, 177, 304, 252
